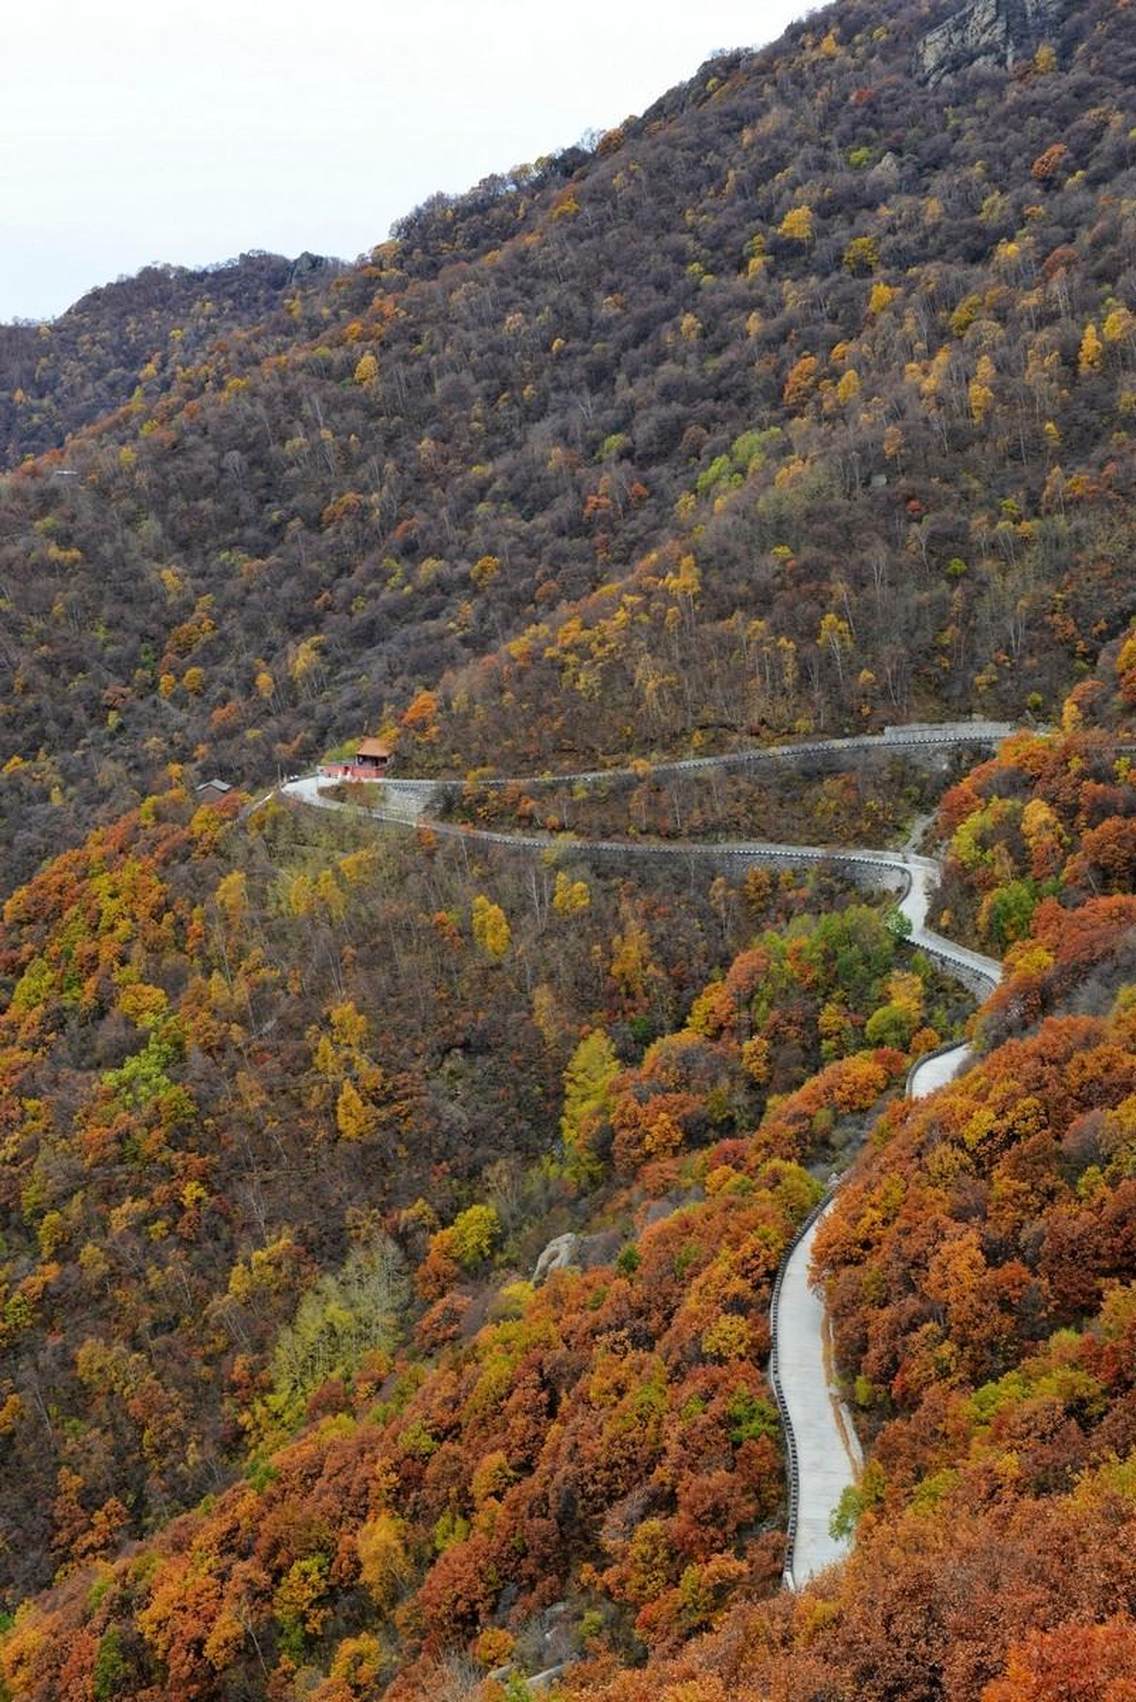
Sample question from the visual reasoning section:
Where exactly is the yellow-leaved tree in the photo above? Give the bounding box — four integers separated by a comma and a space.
837, 368, 861, 406
779, 205, 814, 243
1079, 322, 1104, 374
553, 871, 591, 914
336, 1079, 378, 1142
472, 895, 510, 957
969, 354, 997, 424
356, 1514, 412, 1609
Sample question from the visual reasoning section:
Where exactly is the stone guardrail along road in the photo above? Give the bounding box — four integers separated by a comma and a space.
360, 719, 1019, 795
278, 723, 1008, 1590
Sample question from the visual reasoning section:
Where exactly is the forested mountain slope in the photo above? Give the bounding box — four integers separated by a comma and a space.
0, 767, 949, 1620
0, 252, 338, 470
4, 670, 1136, 1697
4, 0, 1136, 894
5, 0, 1136, 1696
553, 649, 1136, 1702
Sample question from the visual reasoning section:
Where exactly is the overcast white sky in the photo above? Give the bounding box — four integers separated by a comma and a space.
2, 0, 809, 322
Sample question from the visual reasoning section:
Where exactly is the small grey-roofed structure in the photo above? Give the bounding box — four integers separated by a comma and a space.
195, 777, 233, 802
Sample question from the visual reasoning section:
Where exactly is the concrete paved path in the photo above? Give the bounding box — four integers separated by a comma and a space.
776, 1033, 978, 1586
775, 1204, 863, 1585
775, 1033, 978, 1587
909, 1042, 973, 1101
280, 773, 434, 822
898, 855, 1001, 992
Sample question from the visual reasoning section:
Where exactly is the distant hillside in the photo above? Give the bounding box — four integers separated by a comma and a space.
0, 250, 338, 467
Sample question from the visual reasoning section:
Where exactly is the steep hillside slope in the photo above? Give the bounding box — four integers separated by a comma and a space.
0, 770, 942, 1610
5, 2, 1136, 1695
4, 672, 1136, 1698
552, 660, 1136, 1702
3, 0, 1136, 896
0, 252, 338, 468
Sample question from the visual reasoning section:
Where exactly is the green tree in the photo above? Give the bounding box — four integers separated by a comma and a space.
561, 1029, 620, 1181
265, 1237, 408, 1433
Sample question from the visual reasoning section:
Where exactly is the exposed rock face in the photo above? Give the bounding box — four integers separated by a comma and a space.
532, 1233, 580, 1284
289, 250, 331, 278
531, 1229, 622, 1285
915, 0, 1064, 87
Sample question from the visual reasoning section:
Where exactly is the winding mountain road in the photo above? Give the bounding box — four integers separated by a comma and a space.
278, 724, 1004, 1591
772, 1025, 983, 1587
281, 773, 999, 995
357, 719, 1017, 795
768, 859, 994, 1586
